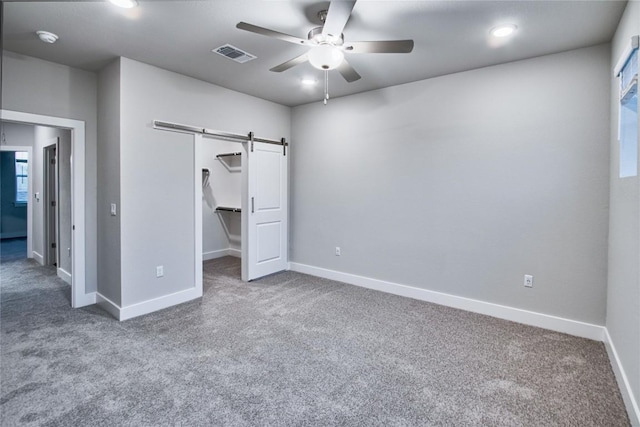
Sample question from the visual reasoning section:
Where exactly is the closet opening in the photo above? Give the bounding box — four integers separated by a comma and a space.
154, 120, 289, 293
201, 135, 245, 282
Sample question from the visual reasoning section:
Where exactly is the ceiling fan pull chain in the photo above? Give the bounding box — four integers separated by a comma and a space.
324, 70, 329, 105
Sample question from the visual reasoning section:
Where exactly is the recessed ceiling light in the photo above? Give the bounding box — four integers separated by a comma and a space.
490, 24, 517, 38
301, 78, 317, 86
36, 31, 59, 44
108, 0, 138, 9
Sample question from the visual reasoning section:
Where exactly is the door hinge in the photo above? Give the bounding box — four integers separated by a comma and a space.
51, 201, 56, 207
282, 138, 286, 156
251, 197, 255, 213
51, 158, 56, 165
51, 243, 57, 249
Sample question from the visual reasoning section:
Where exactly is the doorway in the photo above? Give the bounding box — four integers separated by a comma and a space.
0, 144, 33, 262
1, 110, 89, 308
1, 123, 72, 285
195, 132, 289, 283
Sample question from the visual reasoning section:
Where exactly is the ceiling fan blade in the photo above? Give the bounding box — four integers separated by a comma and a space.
322, 0, 356, 38
270, 53, 309, 72
337, 59, 361, 83
236, 22, 309, 45
345, 40, 414, 54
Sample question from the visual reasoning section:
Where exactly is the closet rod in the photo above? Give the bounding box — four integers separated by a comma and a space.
153, 120, 287, 147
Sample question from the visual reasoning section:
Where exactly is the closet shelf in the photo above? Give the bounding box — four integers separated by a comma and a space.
216, 206, 241, 213
216, 152, 242, 158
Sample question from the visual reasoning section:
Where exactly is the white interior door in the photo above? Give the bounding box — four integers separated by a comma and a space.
243, 141, 288, 281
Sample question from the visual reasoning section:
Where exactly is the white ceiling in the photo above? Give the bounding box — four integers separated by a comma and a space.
2, 0, 627, 107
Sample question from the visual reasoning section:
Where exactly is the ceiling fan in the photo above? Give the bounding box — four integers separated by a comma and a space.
236, 0, 414, 85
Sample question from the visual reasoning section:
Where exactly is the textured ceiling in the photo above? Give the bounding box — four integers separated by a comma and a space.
2, 0, 627, 107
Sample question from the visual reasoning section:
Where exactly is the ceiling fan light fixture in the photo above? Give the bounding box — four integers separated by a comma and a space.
308, 44, 344, 70
490, 24, 517, 38
108, 0, 138, 9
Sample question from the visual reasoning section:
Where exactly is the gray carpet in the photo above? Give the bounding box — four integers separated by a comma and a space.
0, 256, 630, 426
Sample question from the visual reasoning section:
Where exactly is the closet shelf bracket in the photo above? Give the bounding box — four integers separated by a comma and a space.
202, 168, 210, 187
216, 152, 242, 159
215, 206, 241, 213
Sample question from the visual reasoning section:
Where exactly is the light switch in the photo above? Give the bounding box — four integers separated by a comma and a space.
110, 203, 117, 216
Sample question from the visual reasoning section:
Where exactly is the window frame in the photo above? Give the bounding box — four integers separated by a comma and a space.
14, 152, 29, 206
615, 35, 639, 179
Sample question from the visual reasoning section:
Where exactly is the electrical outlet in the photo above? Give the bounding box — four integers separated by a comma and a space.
335, 247, 341, 256
156, 266, 164, 278
524, 274, 533, 288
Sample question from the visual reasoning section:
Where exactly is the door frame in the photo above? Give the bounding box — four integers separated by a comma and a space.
0, 145, 34, 259
0, 110, 89, 308
43, 141, 59, 267
193, 134, 204, 298
195, 133, 249, 281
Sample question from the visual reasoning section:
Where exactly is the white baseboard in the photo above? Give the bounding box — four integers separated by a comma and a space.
289, 262, 605, 341
32, 251, 44, 265
96, 293, 120, 319
57, 268, 72, 285
74, 291, 96, 307
604, 328, 640, 426
97, 287, 202, 321
203, 248, 241, 261
203, 249, 230, 261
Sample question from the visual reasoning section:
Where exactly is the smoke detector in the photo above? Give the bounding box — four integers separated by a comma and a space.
36, 31, 59, 44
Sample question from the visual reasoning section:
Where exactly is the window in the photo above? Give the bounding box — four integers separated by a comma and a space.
617, 37, 639, 178
15, 152, 28, 204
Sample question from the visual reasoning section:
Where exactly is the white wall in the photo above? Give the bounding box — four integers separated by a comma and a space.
202, 138, 242, 258
607, 0, 640, 420
2, 52, 98, 293
30, 126, 46, 263
1, 122, 33, 148
31, 127, 46, 264
97, 59, 122, 306
119, 57, 290, 307
291, 44, 611, 325
57, 129, 72, 276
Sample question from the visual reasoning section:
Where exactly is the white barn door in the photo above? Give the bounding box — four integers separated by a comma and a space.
242, 141, 288, 281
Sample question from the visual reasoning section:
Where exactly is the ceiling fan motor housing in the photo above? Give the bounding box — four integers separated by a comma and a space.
308, 27, 344, 46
